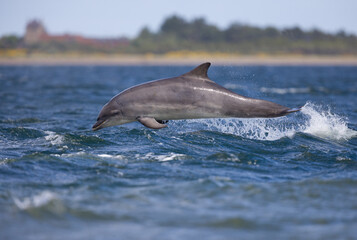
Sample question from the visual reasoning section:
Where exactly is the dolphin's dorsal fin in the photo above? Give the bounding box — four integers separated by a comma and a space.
182, 62, 213, 81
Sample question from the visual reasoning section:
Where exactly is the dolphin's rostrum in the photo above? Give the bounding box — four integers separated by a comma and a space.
93, 62, 300, 130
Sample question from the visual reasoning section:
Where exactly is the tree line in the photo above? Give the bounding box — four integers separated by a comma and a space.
1, 15, 357, 55
131, 15, 357, 55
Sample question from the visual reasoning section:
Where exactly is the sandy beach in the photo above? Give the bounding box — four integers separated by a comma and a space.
1, 54, 357, 66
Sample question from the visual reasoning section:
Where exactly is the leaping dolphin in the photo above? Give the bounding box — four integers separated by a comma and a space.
93, 62, 300, 130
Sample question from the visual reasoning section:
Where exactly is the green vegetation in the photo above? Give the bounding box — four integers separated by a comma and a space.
132, 15, 357, 55
0, 35, 22, 49
1, 15, 357, 55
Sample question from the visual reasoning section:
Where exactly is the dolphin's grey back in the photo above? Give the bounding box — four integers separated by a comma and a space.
111, 63, 291, 121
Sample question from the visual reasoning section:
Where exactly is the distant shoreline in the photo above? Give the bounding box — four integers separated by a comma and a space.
1, 54, 357, 66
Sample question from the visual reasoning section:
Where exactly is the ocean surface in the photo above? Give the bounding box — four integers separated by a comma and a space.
0, 64, 356, 240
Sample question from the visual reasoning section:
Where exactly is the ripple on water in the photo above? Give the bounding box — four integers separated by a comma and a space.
1, 66, 357, 240
63, 133, 115, 147
0, 118, 44, 124
0, 127, 44, 140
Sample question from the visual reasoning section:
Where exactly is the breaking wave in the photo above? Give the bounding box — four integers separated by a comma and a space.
301, 103, 357, 141
13, 191, 58, 210
183, 102, 357, 141
44, 131, 65, 145
141, 152, 187, 162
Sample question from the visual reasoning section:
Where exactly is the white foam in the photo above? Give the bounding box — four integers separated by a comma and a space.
13, 191, 57, 210
52, 151, 86, 158
0, 158, 10, 167
98, 154, 125, 159
52, 152, 126, 161
44, 131, 64, 145
260, 87, 310, 94
181, 102, 356, 141
187, 118, 296, 141
143, 152, 186, 162
301, 103, 357, 141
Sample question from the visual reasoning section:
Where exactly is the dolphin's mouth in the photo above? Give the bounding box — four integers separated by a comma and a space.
92, 119, 106, 131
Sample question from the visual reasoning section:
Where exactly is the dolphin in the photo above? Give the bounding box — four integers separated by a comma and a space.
93, 62, 300, 130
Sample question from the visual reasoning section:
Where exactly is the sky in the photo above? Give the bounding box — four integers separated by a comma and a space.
1, 0, 357, 38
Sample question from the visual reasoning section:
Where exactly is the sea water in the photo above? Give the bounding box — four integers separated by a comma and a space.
0, 65, 356, 239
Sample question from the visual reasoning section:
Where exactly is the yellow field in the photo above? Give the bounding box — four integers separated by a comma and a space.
1, 50, 357, 66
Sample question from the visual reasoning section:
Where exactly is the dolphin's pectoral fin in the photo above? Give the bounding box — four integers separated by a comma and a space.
136, 117, 168, 129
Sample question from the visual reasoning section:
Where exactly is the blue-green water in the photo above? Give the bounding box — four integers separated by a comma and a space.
0, 65, 356, 240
